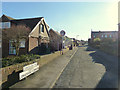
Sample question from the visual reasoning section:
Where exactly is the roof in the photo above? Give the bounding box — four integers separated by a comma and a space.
0, 14, 15, 22
49, 29, 62, 37
0, 14, 44, 30
91, 31, 118, 33
11, 17, 43, 30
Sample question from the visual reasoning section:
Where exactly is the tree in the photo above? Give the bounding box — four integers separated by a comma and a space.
2, 25, 30, 56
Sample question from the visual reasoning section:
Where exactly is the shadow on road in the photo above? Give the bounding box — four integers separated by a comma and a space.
86, 46, 118, 88
86, 46, 95, 51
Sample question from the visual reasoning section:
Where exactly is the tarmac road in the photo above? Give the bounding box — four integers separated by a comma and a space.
53, 46, 118, 88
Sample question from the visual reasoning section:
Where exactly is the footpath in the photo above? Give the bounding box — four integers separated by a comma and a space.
10, 47, 78, 88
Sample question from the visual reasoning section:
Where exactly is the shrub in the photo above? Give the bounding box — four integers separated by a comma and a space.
91, 38, 101, 48
2, 54, 40, 67
93, 38, 101, 45
100, 38, 118, 56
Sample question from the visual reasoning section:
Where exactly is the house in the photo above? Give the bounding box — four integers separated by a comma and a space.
91, 31, 118, 41
0, 14, 50, 57
64, 36, 73, 48
49, 29, 62, 52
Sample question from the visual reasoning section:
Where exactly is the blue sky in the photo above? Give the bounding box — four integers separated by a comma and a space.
2, 2, 118, 40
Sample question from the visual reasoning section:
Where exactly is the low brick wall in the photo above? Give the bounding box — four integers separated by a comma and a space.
1, 48, 69, 87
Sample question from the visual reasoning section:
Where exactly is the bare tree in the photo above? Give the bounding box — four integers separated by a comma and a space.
2, 25, 30, 56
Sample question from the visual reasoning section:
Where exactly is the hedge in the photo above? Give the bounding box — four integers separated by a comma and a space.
2, 54, 40, 67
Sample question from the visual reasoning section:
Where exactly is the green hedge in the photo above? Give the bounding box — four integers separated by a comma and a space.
2, 54, 40, 67
90, 38, 118, 56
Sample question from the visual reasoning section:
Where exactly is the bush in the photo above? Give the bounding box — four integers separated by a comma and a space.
2, 54, 40, 67
93, 38, 101, 45
100, 38, 118, 56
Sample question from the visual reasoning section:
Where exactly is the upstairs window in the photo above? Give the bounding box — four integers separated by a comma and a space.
39, 24, 44, 33
0, 22, 11, 29
109, 35, 112, 38
101, 35, 104, 38
105, 35, 107, 38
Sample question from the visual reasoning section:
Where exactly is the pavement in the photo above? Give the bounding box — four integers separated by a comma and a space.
53, 46, 118, 88
10, 47, 78, 88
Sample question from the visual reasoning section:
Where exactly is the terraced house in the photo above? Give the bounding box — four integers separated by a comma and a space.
91, 31, 118, 41
0, 14, 50, 57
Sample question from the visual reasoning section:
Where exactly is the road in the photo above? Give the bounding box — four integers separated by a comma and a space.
10, 46, 118, 88
53, 46, 118, 88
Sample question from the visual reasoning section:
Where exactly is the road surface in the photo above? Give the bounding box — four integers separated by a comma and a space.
53, 46, 118, 88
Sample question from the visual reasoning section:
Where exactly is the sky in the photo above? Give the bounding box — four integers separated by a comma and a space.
1, 1, 118, 40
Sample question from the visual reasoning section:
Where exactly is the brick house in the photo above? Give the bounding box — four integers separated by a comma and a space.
49, 29, 62, 52
0, 14, 50, 57
91, 31, 118, 41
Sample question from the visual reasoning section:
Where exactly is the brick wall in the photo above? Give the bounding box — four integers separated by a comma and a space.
2, 39, 29, 57
29, 37, 38, 54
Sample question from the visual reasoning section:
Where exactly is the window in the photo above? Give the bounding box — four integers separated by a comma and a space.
0, 22, 11, 29
101, 35, 104, 38
20, 39, 25, 48
105, 35, 107, 38
39, 24, 44, 33
9, 40, 16, 55
109, 35, 112, 38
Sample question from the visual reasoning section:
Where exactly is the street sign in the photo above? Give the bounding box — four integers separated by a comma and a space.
60, 30, 65, 36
